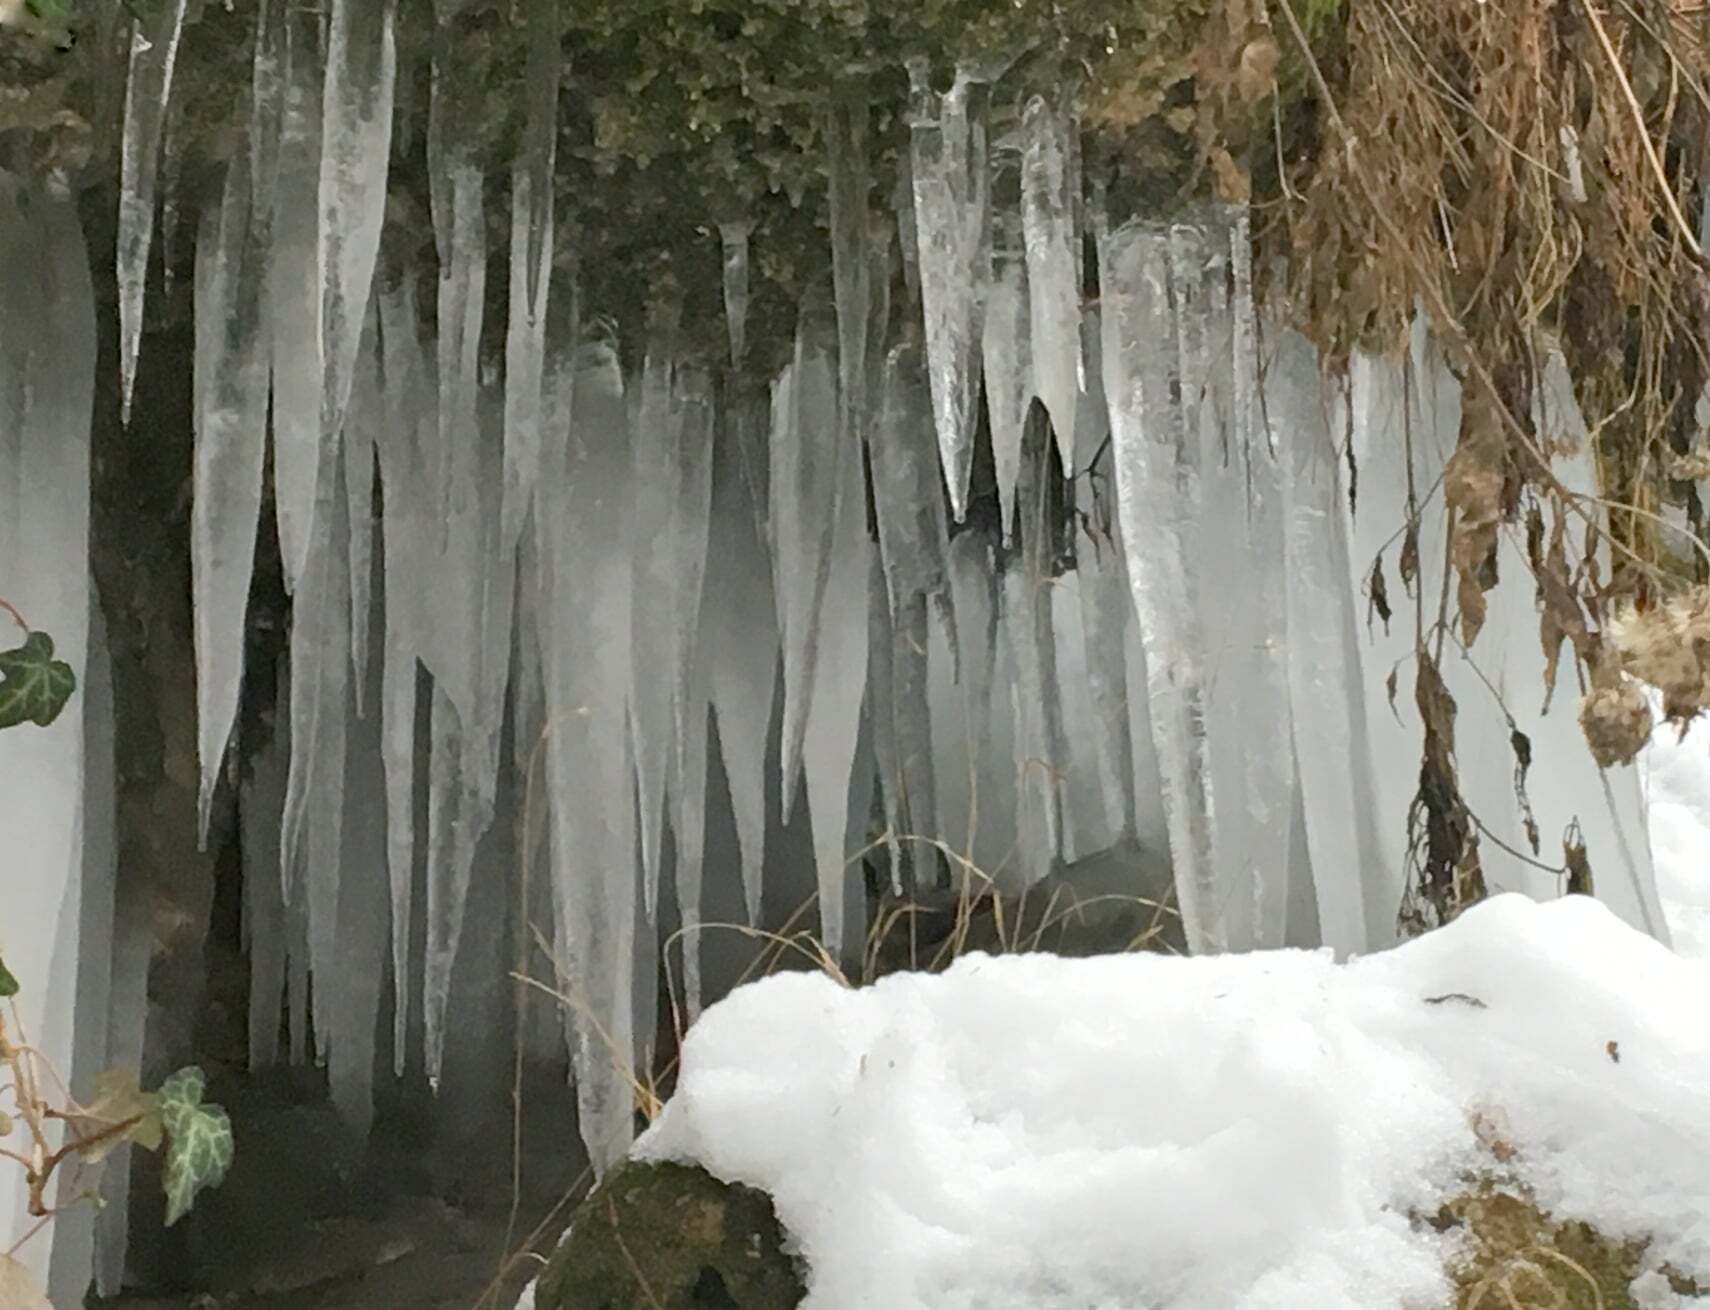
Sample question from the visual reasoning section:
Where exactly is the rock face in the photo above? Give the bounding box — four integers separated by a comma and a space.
533, 1161, 804, 1310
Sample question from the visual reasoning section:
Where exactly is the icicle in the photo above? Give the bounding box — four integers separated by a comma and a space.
270, 6, 328, 592
1272, 327, 1389, 954
1099, 217, 1223, 953
870, 340, 956, 889
504, 169, 553, 559
719, 220, 754, 369
283, 453, 353, 1060
672, 690, 710, 1025
1020, 96, 1083, 469
894, 167, 920, 304
116, 0, 189, 424
827, 98, 873, 447
320, 0, 398, 447
801, 429, 870, 957
344, 312, 379, 706
773, 302, 842, 819
1051, 576, 1112, 861
521, 0, 560, 313
703, 405, 778, 924
158, 95, 185, 297
630, 344, 678, 916
538, 342, 638, 1172
940, 534, 1005, 882
0, 172, 95, 1277
1194, 216, 1294, 950
671, 370, 716, 815
867, 547, 906, 895
983, 211, 1030, 543
375, 278, 427, 1068
1075, 512, 1138, 845
192, 152, 270, 838
908, 60, 991, 519
505, 0, 558, 558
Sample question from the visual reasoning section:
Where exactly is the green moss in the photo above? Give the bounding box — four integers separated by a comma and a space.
533, 1160, 805, 1310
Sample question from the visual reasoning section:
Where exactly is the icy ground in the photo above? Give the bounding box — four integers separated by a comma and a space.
638, 894, 1710, 1309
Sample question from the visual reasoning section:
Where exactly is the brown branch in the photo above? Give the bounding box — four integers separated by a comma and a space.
0, 597, 26, 634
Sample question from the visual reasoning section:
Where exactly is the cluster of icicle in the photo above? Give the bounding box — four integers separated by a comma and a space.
100, 0, 1670, 1181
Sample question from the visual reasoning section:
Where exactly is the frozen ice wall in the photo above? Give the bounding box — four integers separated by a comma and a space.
0, 174, 97, 1280
6, 31, 1690, 1299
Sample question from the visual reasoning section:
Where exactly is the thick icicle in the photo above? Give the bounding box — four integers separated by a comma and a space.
537, 342, 638, 1172
344, 315, 379, 704
671, 370, 716, 815
672, 689, 710, 1025
375, 279, 428, 1067
827, 98, 873, 447
283, 454, 353, 1060
270, 6, 329, 592
1020, 96, 1083, 469
772, 302, 843, 817
0, 173, 95, 1274
320, 0, 397, 445
116, 0, 189, 423
426, 155, 486, 706
1099, 217, 1223, 953
1193, 217, 1294, 950
909, 61, 992, 519
870, 340, 956, 889
192, 152, 270, 837
983, 212, 1031, 543
629, 345, 679, 915
505, 0, 558, 558
800, 427, 870, 957
504, 170, 552, 558
1051, 576, 1112, 861
1271, 326, 1391, 954
703, 405, 779, 924
719, 220, 754, 368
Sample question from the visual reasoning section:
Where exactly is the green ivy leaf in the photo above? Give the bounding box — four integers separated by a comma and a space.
157, 1067, 233, 1226
0, 632, 76, 730
0, 952, 16, 998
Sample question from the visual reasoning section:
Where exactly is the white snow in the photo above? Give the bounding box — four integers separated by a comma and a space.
1643, 706, 1710, 960
641, 893, 1710, 1310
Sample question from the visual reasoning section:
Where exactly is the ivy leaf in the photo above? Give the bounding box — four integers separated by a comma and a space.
0, 951, 17, 998
158, 1067, 234, 1226
66, 1068, 164, 1165
0, 632, 76, 730
0, 1254, 52, 1310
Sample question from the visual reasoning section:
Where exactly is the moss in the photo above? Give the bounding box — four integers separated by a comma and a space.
1430, 1181, 1703, 1308
533, 1160, 805, 1310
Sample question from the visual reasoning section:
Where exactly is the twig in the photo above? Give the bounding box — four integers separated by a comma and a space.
0, 597, 27, 634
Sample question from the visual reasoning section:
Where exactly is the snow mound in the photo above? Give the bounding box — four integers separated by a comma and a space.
1644, 711, 1710, 960
638, 894, 1710, 1309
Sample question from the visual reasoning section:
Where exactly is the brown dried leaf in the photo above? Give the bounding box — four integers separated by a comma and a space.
1368, 556, 1392, 632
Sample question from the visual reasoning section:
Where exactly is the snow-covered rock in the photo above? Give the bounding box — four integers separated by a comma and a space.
633, 894, 1710, 1310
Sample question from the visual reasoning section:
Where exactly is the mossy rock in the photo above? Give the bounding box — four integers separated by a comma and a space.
1432, 1181, 1702, 1308
533, 1160, 805, 1310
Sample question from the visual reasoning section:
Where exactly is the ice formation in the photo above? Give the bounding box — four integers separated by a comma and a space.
10, 29, 1697, 1291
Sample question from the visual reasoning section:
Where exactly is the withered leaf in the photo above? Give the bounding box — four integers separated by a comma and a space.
1564, 821, 1594, 895
1368, 556, 1392, 632
1399, 522, 1419, 593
